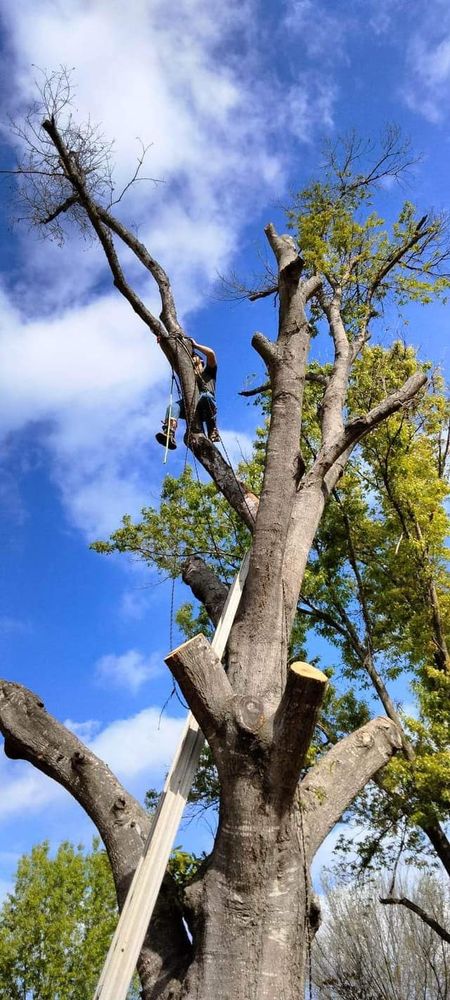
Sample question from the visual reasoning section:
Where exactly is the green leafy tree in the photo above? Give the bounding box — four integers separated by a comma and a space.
97, 342, 450, 881
298, 343, 450, 875
0, 839, 138, 1000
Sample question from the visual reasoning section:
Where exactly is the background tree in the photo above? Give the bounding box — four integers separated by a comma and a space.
311, 874, 450, 999
1, 76, 449, 1000
0, 839, 135, 1000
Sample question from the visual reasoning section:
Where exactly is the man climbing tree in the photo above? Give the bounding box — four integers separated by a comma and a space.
1, 74, 450, 1000
156, 337, 219, 450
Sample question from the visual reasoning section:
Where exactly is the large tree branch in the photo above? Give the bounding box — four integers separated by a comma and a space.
379, 896, 450, 944
0, 679, 191, 997
96, 204, 182, 336
165, 634, 233, 740
270, 662, 328, 798
42, 117, 259, 535
181, 555, 229, 625
311, 370, 427, 480
319, 292, 352, 445
42, 118, 168, 342
300, 716, 402, 861
264, 223, 302, 273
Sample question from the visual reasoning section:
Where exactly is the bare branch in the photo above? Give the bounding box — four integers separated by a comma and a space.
248, 284, 279, 301
301, 717, 402, 860
271, 662, 328, 797
313, 370, 428, 479
42, 192, 79, 223
165, 634, 233, 738
107, 139, 163, 209
251, 331, 280, 367
181, 555, 229, 625
379, 896, 450, 944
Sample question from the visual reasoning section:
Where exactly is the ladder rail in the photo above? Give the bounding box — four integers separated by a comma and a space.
93, 549, 251, 1000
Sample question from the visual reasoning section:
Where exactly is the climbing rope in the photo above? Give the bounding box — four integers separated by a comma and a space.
162, 370, 176, 465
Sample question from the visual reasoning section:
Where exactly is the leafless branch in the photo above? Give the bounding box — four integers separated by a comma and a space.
379, 896, 450, 944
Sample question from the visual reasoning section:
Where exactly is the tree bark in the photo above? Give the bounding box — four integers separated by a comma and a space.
0, 680, 191, 998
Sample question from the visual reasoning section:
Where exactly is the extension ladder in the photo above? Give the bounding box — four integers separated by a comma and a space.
93, 550, 251, 1000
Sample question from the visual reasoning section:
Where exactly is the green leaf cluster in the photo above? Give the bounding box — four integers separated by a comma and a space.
0, 839, 140, 1000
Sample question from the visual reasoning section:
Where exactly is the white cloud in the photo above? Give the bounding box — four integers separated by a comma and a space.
283, 0, 350, 62
89, 706, 184, 780
0, 704, 183, 825
0, 616, 30, 635
64, 718, 101, 742
95, 649, 163, 694
401, 7, 450, 122
0, 0, 338, 540
0, 756, 65, 821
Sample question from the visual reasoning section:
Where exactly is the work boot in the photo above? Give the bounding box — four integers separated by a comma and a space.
155, 418, 177, 450
207, 424, 220, 443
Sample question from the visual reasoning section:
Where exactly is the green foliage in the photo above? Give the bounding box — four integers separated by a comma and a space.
301, 343, 450, 868
288, 132, 450, 336
0, 839, 140, 1000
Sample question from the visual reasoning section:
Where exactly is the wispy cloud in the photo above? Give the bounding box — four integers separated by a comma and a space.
400, 4, 450, 122
94, 649, 163, 694
0, 0, 337, 539
88, 706, 184, 780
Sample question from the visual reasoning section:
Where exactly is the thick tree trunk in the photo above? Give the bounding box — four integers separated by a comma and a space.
183, 798, 312, 1000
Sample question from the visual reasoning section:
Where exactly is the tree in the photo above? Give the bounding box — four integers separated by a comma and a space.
0, 839, 137, 1000
100, 343, 450, 884
311, 875, 450, 999
296, 344, 450, 877
1, 77, 450, 999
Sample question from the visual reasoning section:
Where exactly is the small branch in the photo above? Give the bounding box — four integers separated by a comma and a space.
107, 140, 161, 209
379, 896, 450, 944
251, 331, 280, 368
42, 192, 78, 223
165, 634, 233, 739
239, 381, 271, 397
314, 371, 427, 478
248, 284, 278, 301
271, 662, 328, 796
300, 716, 402, 861
239, 370, 328, 397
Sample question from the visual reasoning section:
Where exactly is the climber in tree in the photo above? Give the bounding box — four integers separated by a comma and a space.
156, 337, 220, 450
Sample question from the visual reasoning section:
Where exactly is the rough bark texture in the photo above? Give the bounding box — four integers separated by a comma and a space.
0, 681, 192, 997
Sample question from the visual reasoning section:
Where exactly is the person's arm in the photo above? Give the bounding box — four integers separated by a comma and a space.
190, 338, 217, 367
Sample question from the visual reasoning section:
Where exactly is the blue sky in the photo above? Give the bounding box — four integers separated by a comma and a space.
0, 0, 449, 897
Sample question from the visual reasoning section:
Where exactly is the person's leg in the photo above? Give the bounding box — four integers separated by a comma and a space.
155, 399, 183, 449
199, 393, 219, 441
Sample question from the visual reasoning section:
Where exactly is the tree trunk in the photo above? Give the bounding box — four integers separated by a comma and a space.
183, 795, 312, 1000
